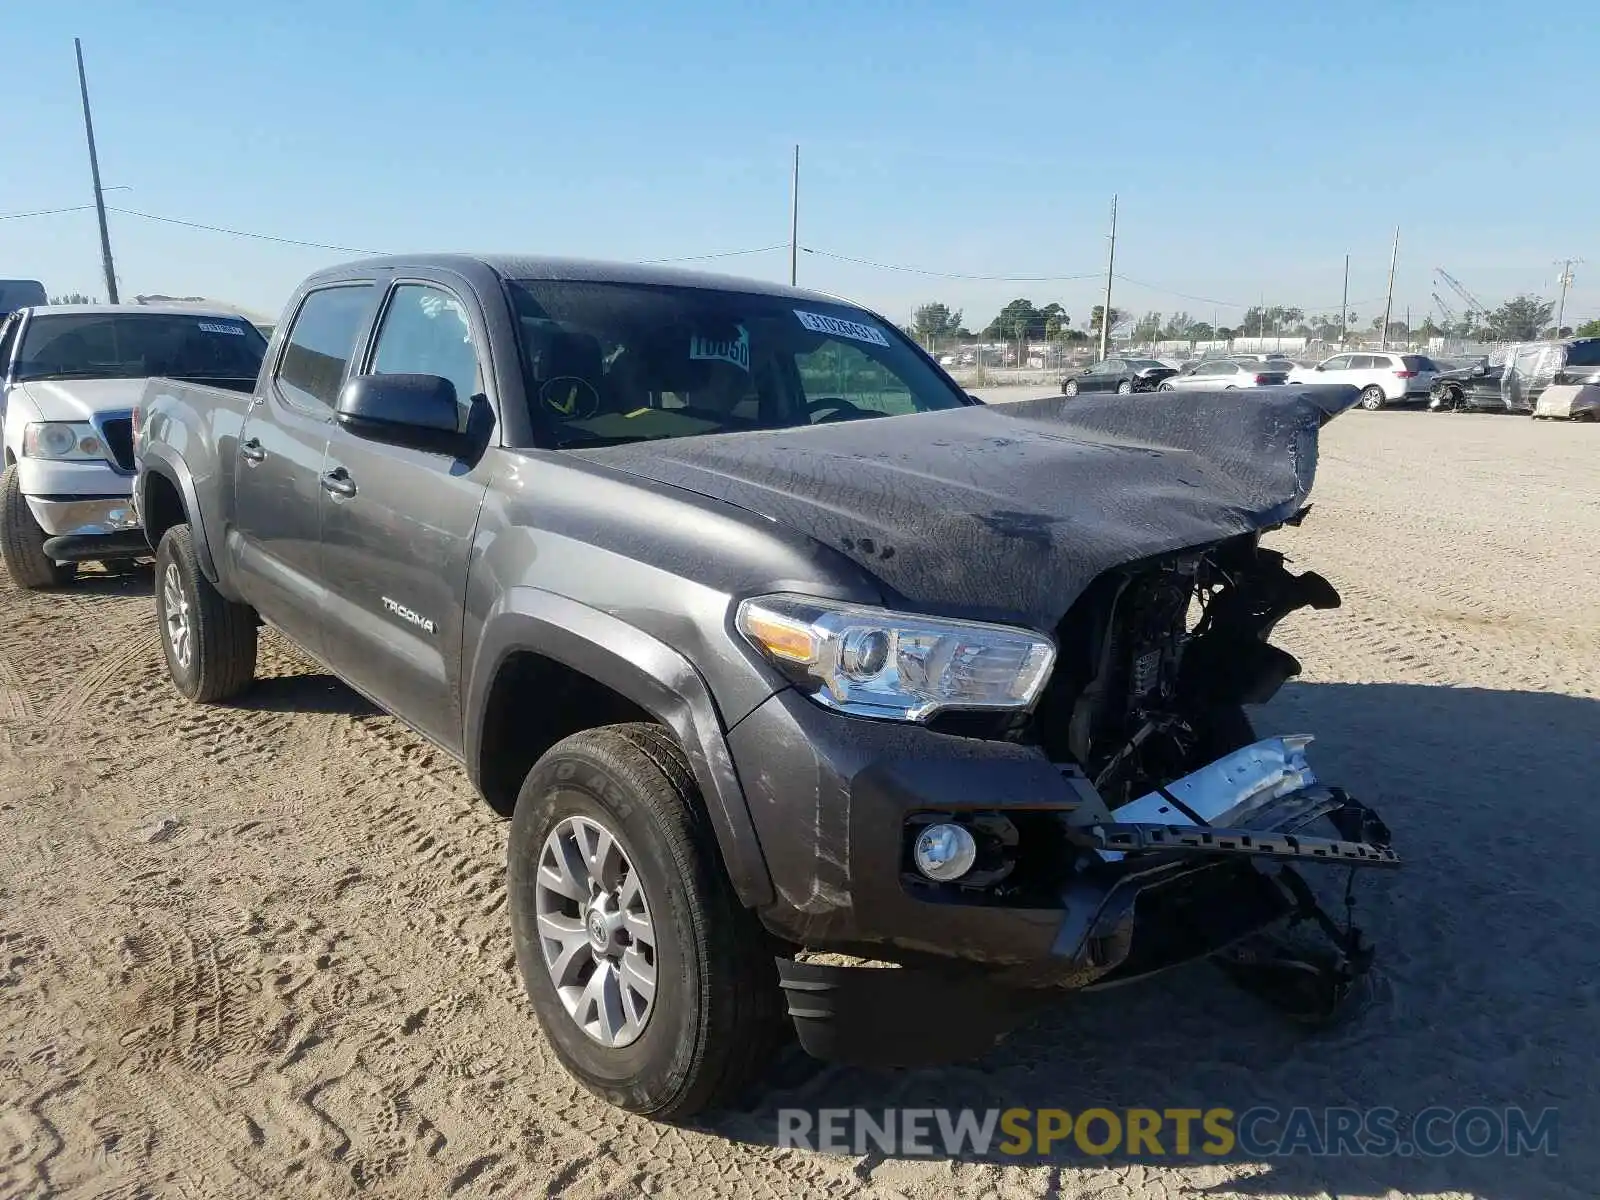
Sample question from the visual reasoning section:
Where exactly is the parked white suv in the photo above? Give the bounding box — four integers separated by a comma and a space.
1289, 352, 1438, 410
0, 304, 266, 587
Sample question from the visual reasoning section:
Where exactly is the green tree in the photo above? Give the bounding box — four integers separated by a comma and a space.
49, 292, 93, 304
1088, 305, 1125, 336
1187, 321, 1216, 341
1540, 325, 1574, 339
1574, 318, 1600, 338
913, 302, 968, 340
983, 299, 1038, 340
1161, 311, 1194, 339
1489, 294, 1555, 341
1041, 303, 1068, 339
1131, 311, 1164, 343
1417, 317, 1444, 340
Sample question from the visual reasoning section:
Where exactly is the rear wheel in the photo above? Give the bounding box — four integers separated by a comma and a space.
1116, 380, 1134, 395
1358, 386, 1386, 411
155, 524, 258, 702
508, 724, 785, 1119
0, 464, 74, 590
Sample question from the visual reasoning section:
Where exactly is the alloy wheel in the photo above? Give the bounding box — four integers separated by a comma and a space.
162, 563, 193, 670
534, 814, 658, 1047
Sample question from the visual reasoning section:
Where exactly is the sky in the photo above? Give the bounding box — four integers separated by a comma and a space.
4, 0, 1596, 334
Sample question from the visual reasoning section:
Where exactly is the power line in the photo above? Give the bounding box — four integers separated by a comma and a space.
801, 246, 1101, 282
0, 203, 96, 221
107, 206, 385, 255
638, 244, 788, 264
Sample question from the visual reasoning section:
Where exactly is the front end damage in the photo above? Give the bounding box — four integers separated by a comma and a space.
767, 533, 1400, 1069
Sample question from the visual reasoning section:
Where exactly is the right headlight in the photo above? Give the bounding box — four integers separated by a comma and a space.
22, 421, 105, 461
735, 593, 1056, 723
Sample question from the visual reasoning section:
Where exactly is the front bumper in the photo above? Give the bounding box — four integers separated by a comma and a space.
26, 494, 140, 538
730, 690, 1397, 1064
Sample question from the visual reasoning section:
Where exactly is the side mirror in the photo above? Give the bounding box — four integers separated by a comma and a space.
337, 373, 465, 455
1314, 365, 1325, 371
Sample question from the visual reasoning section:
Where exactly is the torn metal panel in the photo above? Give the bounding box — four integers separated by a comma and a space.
580, 386, 1361, 630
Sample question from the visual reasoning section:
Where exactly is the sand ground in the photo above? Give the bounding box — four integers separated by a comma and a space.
2, 409, 1596, 1199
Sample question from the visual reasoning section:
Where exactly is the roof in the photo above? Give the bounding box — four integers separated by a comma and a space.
16, 303, 259, 319
320, 253, 846, 306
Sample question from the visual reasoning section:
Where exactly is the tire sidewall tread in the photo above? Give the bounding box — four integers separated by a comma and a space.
154, 524, 257, 703
507, 723, 781, 1120
0, 463, 74, 589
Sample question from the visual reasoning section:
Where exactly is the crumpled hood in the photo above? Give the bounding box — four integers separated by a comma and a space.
579, 387, 1358, 629
17, 379, 146, 421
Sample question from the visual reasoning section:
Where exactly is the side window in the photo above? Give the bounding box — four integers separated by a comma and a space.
1105, 360, 1125, 374
275, 284, 375, 410
0, 316, 19, 377
1320, 356, 1350, 371
795, 340, 917, 417
369, 284, 483, 430
1563, 340, 1600, 368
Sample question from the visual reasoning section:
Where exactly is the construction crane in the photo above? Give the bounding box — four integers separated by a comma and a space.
1431, 291, 1457, 328
1434, 268, 1492, 323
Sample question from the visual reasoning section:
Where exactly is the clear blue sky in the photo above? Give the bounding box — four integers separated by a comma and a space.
4, 0, 1595, 332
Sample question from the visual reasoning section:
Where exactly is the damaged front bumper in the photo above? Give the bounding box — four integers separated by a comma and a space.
748, 715, 1398, 1067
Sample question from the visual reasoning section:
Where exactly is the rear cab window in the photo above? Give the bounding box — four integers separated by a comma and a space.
275, 285, 377, 410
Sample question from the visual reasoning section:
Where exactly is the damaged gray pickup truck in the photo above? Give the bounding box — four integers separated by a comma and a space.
133, 255, 1398, 1120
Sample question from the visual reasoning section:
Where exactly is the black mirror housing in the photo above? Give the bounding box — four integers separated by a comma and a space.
337, 373, 464, 455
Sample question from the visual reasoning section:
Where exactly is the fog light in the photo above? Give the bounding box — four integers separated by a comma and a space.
913, 823, 977, 882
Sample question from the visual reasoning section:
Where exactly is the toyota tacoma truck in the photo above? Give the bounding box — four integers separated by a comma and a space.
0, 303, 266, 587
134, 254, 1397, 1120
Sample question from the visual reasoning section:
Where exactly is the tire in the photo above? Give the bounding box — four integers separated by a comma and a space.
508, 723, 785, 1120
0, 464, 75, 589
1358, 386, 1386, 411
1158, 381, 1175, 392
1116, 380, 1134, 395
154, 524, 257, 702
1063, 379, 1079, 396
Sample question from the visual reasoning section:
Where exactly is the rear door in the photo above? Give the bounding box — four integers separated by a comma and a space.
232, 282, 379, 657
317, 278, 493, 752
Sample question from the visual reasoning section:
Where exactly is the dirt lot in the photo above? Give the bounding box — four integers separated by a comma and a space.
3, 410, 1596, 1199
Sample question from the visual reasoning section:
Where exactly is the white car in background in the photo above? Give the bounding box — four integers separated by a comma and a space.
1289, 351, 1438, 410
0, 303, 267, 588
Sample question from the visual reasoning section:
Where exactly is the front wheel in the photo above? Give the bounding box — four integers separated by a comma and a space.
508, 724, 785, 1119
155, 524, 258, 702
1063, 379, 1079, 396
1158, 381, 1176, 392
1116, 380, 1134, 395
0, 464, 75, 589
1358, 386, 1386, 411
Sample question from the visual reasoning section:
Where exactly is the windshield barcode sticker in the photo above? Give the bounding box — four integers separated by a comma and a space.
198, 321, 246, 335
794, 309, 890, 348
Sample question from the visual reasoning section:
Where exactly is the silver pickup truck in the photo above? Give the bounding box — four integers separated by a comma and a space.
133, 253, 1396, 1121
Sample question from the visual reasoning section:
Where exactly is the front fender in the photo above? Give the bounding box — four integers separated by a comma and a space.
136, 447, 225, 589
464, 587, 775, 907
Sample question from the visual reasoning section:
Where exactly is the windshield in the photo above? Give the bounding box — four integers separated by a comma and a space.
15, 312, 268, 382
1124, 359, 1165, 371
507, 280, 970, 448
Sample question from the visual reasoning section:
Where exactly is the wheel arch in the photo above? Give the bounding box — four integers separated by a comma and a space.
137, 449, 223, 585
465, 588, 775, 908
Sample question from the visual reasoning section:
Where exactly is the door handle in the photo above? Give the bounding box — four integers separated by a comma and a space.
320, 467, 357, 499
239, 437, 265, 464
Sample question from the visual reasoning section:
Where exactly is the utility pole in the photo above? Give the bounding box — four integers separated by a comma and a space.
75, 37, 119, 304
1098, 194, 1117, 361
1380, 227, 1399, 351
1405, 305, 1411, 346
788, 145, 800, 287
1340, 254, 1349, 347
1553, 258, 1581, 338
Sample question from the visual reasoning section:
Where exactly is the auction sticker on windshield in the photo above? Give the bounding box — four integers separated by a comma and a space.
198, 322, 246, 335
794, 309, 890, 348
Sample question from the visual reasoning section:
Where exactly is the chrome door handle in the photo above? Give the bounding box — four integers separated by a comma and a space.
239, 438, 265, 464
319, 468, 356, 499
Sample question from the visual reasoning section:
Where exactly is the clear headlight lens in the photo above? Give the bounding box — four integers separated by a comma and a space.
736, 594, 1056, 723
22, 421, 104, 461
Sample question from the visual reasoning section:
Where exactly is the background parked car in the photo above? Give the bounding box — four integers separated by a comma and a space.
1160, 358, 1293, 390
1060, 357, 1178, 395
1289, 352, 1438, 410
1429, 358, 1502, 411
